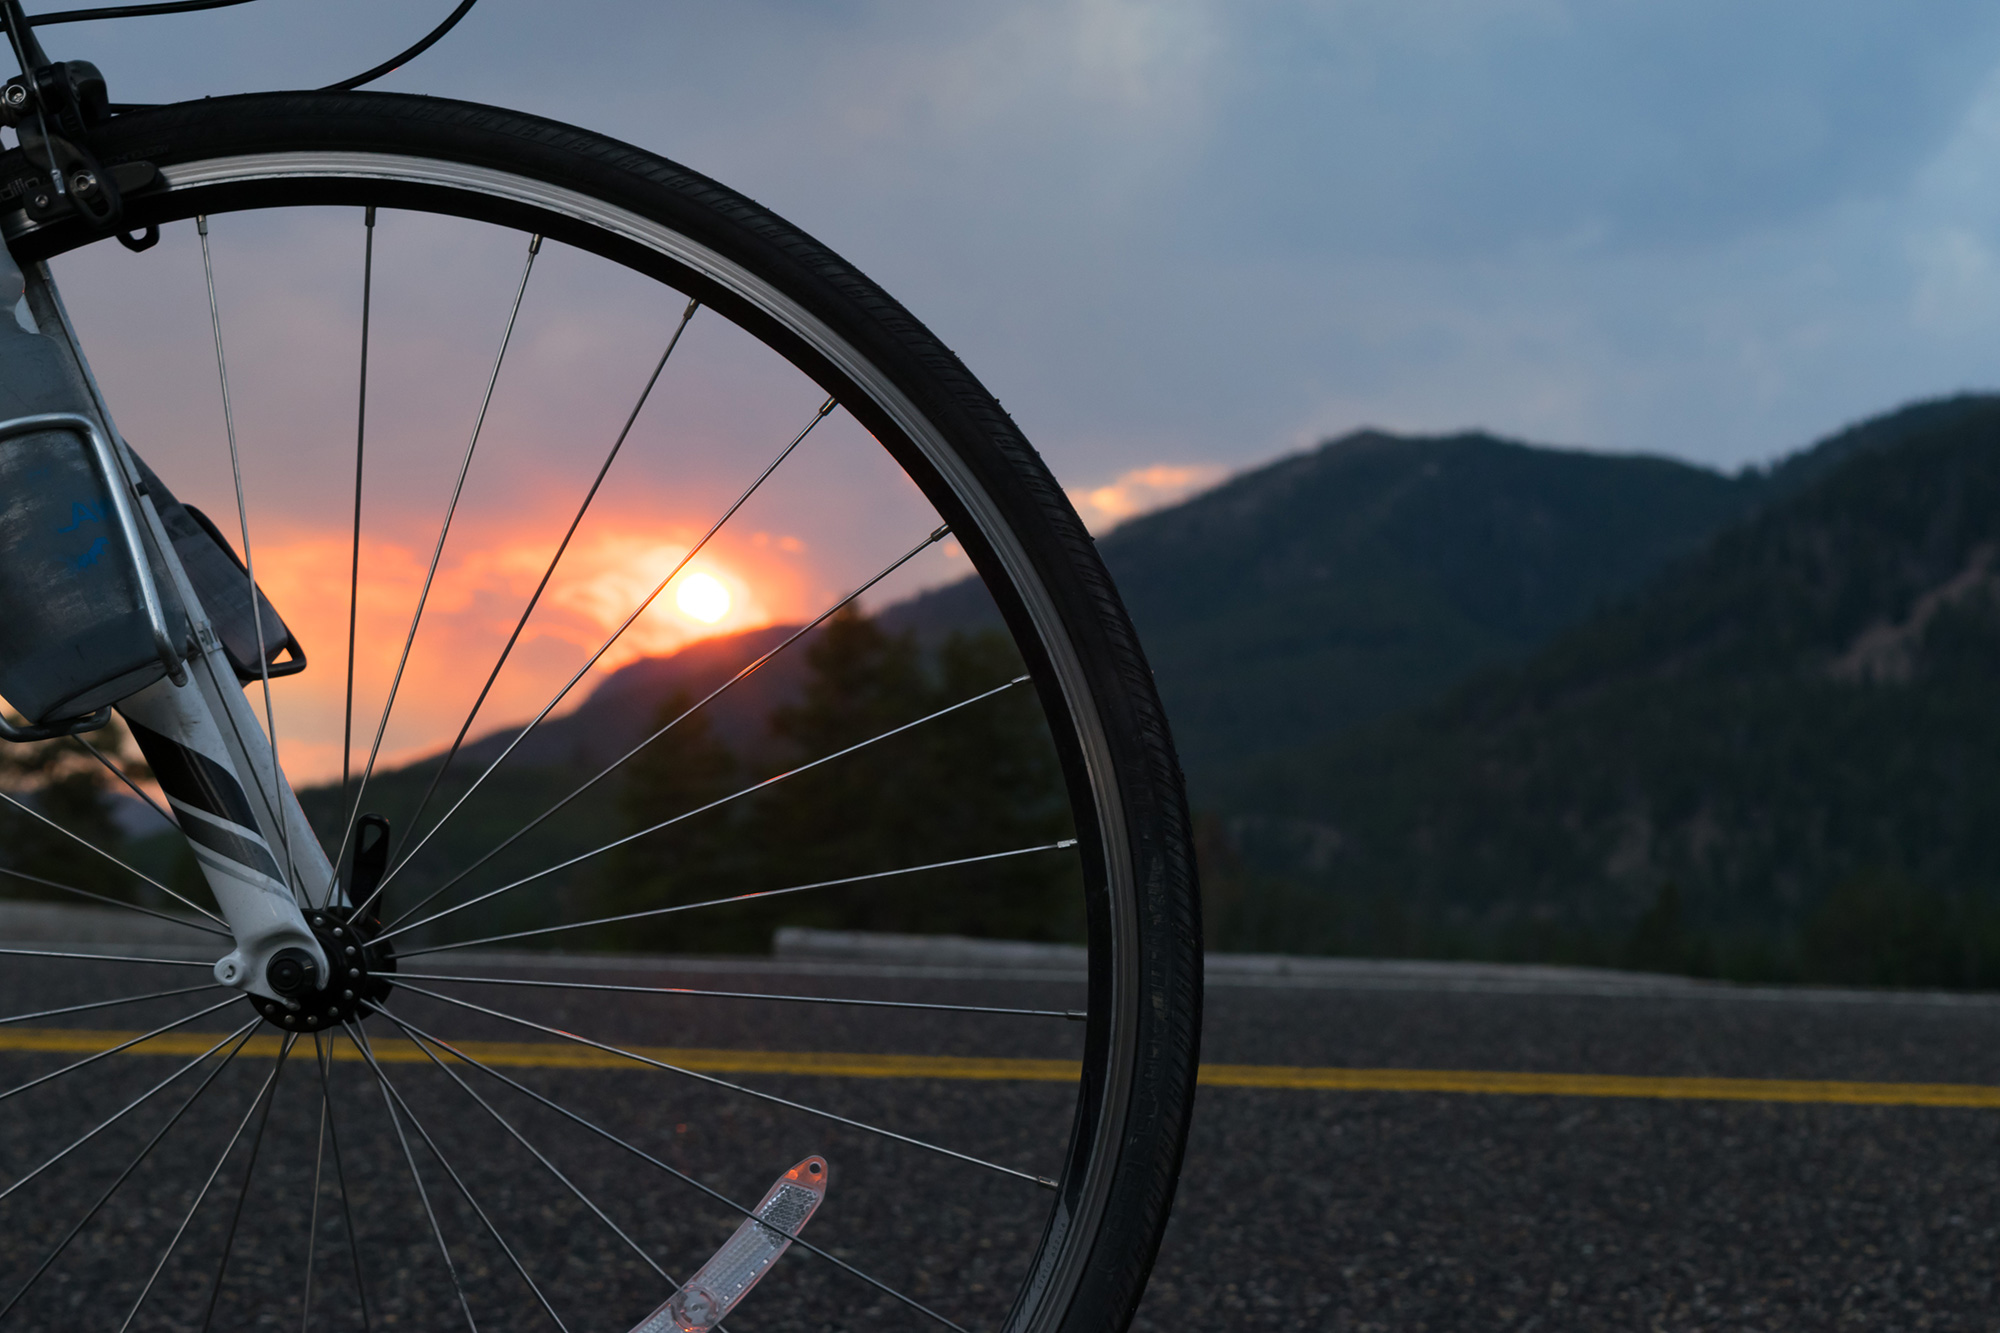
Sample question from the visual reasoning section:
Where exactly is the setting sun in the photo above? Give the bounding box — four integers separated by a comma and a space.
675, 571, 733, 624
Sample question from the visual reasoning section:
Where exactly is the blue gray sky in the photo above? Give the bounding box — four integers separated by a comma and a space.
45, 0, 2000, 505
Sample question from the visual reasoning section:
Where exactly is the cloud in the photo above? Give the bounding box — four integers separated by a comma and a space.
1199, 0, 2000, 257
243, 511, 821, 783
31, 1, 2000, 558
1070, 462, 1228, 532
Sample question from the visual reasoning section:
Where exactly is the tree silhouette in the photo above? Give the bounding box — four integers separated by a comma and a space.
593, 688, 751, 950
601, 608, 1080, 951
0, 718, 150, 906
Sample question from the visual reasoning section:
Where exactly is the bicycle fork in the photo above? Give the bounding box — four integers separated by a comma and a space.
0, 234, 330, 1003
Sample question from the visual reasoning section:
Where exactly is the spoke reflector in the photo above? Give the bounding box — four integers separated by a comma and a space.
631, 1156, 828, 1333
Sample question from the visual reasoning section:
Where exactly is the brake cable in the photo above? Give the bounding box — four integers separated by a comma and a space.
0, 0, 482, 241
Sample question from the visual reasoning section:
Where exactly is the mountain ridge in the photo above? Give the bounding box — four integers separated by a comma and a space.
376, 399, 1991, 808
889, 425, 1775, 800
355, 423, 1780, 801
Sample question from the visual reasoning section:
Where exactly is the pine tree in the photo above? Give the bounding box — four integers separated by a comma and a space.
745, 609, 1079, 942
601, 608, 1083, 952
596, 689, 748, 950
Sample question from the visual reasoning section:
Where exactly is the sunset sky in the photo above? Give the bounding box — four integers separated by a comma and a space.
19, 0, 2000, 776
53, 206, 957, 779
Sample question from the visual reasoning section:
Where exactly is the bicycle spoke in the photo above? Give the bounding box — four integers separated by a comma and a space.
379, 520, 950, 933
115, 1032, 295, 1333
197, 1031, 292, 1333
397, 296, 703, 852
0, 787, 206, 910
336, 1024, 476, 1332
395, 841, 1075, 958
390, 982, 1058, 1189
298, 1035, 330, 1333
198, 212, 291, 887
374, 1008, 674, 1284
0, 1022, 260, 1324
348, 1028, 571, 1332
393, 971, 1085, 1020
0, 994, 240, 1108
0, 864, 229, 936
383, 674, 1031, 943
333, 232, 544, 887
0, 1019, 251, 1206
344, 205, 376, 798
0, 981, 221, 1029
317, 1030, 375, 1333
381, 1009, 972, 1333
0, 945, 210, 967
73, 734, 179, 831
357, 394, 840, 920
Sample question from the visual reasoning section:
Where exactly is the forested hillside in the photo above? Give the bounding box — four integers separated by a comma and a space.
286, 613, 1075, 954
1215, 396, 2000, 983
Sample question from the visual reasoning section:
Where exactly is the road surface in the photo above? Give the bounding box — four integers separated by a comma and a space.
4, 940, 1999, 1330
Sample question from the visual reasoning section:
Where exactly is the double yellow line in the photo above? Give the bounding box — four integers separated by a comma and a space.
3, 1027, 1997, 1108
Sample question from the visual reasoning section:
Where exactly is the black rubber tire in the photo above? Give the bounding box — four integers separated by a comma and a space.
8, 92, 1203, 1333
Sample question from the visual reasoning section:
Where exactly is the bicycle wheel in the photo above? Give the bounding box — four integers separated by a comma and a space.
0, 92, 1199, 1332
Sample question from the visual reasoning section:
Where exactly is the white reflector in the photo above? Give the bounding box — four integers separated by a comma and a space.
630, 1156, 829, 1333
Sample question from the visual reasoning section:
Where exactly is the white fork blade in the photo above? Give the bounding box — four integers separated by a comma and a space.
631, 1156, 830, 1333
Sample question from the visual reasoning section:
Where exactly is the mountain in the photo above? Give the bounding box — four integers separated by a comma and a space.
336, 423, 1780, 854
287, 626, 810, 943
1216, 395, 2000, 979
281, 395, 2000, 977
452, 623, 806, 773
298, 424, 1766, 945
893, 429, 1768, 801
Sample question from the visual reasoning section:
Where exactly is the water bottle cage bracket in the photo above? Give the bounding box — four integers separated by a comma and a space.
0, 704, 108, 743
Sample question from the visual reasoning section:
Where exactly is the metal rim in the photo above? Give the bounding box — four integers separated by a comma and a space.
10, 147, 1145, 1332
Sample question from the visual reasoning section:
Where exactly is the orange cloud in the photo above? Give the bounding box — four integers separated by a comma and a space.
248, 514, 817, 783
1068, 462, 1225, 532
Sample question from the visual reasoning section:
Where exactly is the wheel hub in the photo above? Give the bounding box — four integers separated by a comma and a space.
247, 904, 395, 1032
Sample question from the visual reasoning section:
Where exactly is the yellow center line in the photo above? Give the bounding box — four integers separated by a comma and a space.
2, 1028, 1996, 1107
1196, 1064, 2000, 1107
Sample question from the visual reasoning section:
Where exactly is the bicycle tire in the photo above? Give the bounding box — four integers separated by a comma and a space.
1, 91, 1201, 1333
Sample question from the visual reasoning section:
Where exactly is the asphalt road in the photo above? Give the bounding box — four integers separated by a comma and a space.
1141, 974, 2000, 1333
5, 948, 2000, 1331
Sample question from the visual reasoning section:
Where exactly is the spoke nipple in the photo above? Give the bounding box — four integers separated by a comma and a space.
818, 396, 838, 417
1057, 838, 1078, 849
930, 524, 951, 543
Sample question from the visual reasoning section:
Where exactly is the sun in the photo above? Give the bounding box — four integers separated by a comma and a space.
675, 571, 732, 624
